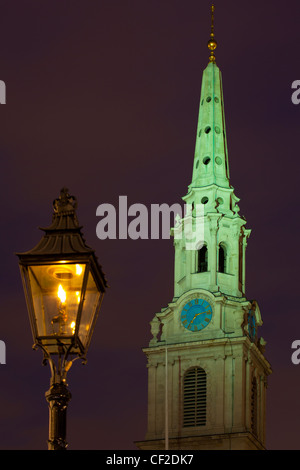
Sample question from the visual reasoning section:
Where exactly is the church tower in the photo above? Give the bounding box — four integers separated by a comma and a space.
136, 6, 272, 451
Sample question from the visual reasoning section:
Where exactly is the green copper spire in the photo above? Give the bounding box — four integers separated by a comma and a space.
188, 5, 230, 192
184, 4, 240, 220
190, 62, 230, 190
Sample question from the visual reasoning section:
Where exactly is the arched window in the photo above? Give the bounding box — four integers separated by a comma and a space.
183, 367, 206, 427
251, 377, 258, 437
218, 243, 227, 273
198, 245, 208, 272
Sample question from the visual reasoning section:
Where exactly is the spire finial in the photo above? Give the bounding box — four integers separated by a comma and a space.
208, 4, 217, 63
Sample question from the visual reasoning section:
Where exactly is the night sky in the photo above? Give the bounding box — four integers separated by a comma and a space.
0, 0, 299, 450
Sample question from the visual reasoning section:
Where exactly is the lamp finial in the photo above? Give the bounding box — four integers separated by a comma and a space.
53, 187, 78, 215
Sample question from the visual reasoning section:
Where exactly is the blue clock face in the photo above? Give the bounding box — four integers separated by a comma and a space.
180, 298, 212, 332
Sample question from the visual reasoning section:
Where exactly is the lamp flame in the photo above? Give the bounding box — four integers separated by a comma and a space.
57, 284, 67, 303
70, 321, 76, 334
76, 264, 83, 275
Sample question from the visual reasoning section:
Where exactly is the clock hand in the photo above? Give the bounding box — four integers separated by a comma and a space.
189, 311, 203, 326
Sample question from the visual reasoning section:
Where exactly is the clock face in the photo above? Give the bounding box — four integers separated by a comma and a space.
180, 298, 212, 332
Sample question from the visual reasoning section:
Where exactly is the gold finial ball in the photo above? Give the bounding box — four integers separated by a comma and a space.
208, 38, 217, 52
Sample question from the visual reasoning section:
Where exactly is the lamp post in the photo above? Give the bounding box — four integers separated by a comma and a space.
17, 188, 107, 450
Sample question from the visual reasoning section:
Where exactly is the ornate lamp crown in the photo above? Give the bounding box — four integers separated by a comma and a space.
53, 187, 78, 216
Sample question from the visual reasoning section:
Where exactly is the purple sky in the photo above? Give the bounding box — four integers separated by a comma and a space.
0, 0, 299, 449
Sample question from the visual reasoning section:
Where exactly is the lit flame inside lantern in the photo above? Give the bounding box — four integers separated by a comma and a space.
51, 284, 68, 334
76, 264, 83, 275
70, 321, 76, 334
57, 284, 67, 303
52, 281, 81, 336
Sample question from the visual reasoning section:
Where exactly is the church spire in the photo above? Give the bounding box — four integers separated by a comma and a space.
187, 4, 232, 208
136, 4, 271, 453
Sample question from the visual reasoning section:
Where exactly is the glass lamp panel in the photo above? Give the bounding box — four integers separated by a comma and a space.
27, 263, 86, 338
78, 270, 102, 348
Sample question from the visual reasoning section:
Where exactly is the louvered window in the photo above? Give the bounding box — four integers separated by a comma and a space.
183, 367, 206, 427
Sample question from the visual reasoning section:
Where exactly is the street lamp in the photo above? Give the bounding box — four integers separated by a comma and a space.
17, 187, 107, 450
